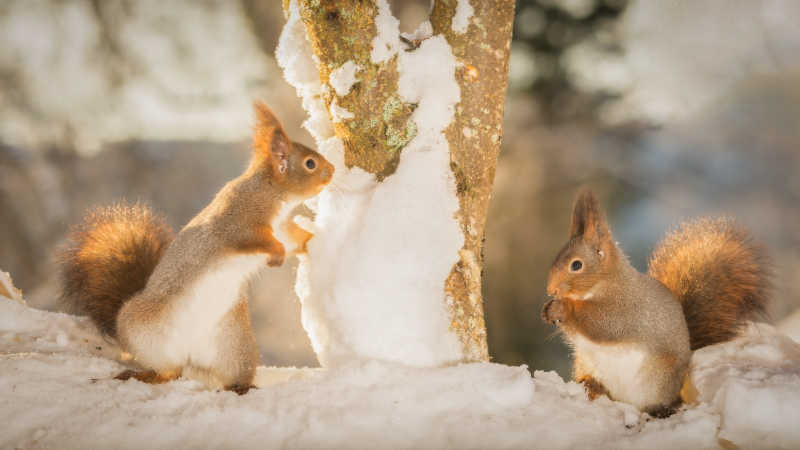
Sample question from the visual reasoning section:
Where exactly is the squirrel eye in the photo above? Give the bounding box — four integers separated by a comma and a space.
570, 260, 583, 272
304, 157, 317, 171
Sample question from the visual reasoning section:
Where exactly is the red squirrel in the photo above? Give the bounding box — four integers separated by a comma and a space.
60, 102, 333, 394
542, 189, 770, 417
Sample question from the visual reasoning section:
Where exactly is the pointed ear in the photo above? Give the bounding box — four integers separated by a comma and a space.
253, 101, 289, 175
569, 189, 610, 243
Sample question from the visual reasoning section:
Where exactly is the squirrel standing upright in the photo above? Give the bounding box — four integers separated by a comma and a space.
542, 189, 770, 417
60, 102, 333, 394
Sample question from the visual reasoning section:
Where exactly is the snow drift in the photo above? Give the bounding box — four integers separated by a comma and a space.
2, 289, 800, 449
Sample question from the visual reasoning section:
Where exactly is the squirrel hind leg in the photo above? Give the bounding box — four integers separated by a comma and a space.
182, 298, 259, 392
225, 384, 257, 395
636, 353, 687, 417
644, 399, 682, 419
573, 356, 610, 401
576, 375, 610, 401
114, 368, 181, 384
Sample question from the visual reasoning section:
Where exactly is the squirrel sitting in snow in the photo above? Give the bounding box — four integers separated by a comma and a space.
542, 189, 770, 417
60, 102, 333, 394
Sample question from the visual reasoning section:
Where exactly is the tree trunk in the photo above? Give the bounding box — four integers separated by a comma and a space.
278, 0, 514, 366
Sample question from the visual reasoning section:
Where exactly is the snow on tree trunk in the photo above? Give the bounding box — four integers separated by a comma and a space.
277, 0, 514, 366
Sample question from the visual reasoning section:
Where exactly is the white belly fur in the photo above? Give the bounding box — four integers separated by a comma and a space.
161, 254, 264, 369
572, 335, 648, 407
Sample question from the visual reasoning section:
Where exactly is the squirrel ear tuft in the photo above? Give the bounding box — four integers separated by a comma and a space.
271, 136, 289, 175
569, 188, 610, 242
252, 101, 290, 173
254, 101, 281, 130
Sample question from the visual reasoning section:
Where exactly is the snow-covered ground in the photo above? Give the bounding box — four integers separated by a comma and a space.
3, 290, 800, 449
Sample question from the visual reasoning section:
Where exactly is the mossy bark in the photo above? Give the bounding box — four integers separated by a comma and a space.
297, 1, 415, 180
293, 0, 514, 362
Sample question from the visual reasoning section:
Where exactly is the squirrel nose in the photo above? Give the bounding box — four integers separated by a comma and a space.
321, 168, 332, 182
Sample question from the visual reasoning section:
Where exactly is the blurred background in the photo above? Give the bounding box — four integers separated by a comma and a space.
1, 0, 798, 376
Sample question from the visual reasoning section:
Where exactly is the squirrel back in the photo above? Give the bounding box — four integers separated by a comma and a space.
59, 203, 173, 337
648, 217, 771, 350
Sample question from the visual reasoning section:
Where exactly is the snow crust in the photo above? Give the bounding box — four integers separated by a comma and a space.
328, 61, 360, 97
452, 0, 475, 34
690, 323, 800, 448
277, 0, 465, 367
401, 20, 433, 43
328, 98, 354, 123
3, 297, 800, 449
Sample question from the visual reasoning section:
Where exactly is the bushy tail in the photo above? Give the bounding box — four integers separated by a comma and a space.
59, 203, 173, 337
648, 217, 771, 350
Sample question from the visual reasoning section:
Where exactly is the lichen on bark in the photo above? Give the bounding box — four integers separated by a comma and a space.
297, 0, 416, 180
292, 0, 514, 363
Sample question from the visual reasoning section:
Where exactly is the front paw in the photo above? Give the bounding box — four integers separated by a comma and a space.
576, 375, 609, 401
541, 299, 566, 324
287, 217, 314, 254
295, 232, 312, 254
267, 251, 285, 267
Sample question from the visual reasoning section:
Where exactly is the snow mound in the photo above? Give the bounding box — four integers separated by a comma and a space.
3, 296, 800, 449
277, 0, 466, 367
690, 323, 800, 448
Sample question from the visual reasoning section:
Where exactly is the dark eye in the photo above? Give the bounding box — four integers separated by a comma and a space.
304, 157, 316, 171
570, 260, 583, 272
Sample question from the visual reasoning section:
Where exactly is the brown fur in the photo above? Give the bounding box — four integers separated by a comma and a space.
546, 189, 623, 313
59, 102, 333, 392
59, 204, 173, 337
285, 220, 314, 254
543, 189, 771, 415
576, 374, 610, 400
544, 189, 689, 414
648, 217, 771, 350
114, 369, 181, 384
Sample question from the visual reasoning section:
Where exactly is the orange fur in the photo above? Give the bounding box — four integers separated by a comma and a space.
286, 221, 314, 254
234, 225, 286, 266
576, 375, 609, 400
252, 102, 289, 155
114, 369, 181, 384
544, 189, 770, 416
252, 102, 291, 179
59, 103, 333, 393
648, 217, 771, 350
59, 204, 173, 337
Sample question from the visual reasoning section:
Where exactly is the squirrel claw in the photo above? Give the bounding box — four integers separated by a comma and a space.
114, 369, 179, 384
577, 376, 609, 401
227, 384, 257, 395
267, 253, 285, 267
541, 300, 551, 323
542, 298, 566, 325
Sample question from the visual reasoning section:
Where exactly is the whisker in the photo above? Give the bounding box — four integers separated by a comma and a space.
545, 328, 563, 343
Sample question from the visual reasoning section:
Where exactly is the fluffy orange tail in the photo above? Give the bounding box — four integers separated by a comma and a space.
59, 203, 173, 337
648, 217, 771, 350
